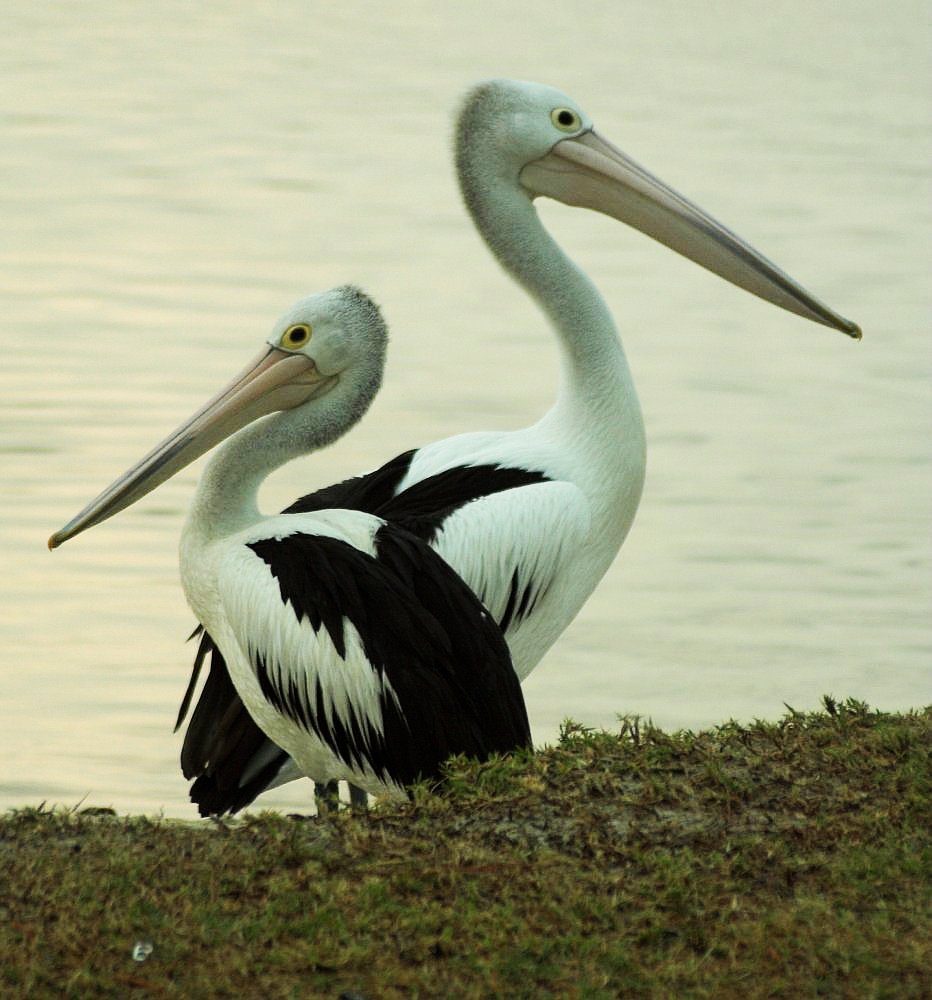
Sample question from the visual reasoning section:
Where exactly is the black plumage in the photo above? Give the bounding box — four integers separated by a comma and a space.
177, 449, 549, 814
247, 524, 530, 788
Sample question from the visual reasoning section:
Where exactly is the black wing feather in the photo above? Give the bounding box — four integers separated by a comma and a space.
179, 634, 292, 816
247, 525, 530, 789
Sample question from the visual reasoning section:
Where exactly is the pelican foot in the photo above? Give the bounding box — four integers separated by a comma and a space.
314, 780, 339, 814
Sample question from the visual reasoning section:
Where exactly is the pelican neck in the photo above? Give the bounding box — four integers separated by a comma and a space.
464, 169, 643, 444
183, 381, 372, 545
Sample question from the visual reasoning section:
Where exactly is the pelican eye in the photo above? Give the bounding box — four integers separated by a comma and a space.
551, 107, 581, 133
281, 324, 312, 349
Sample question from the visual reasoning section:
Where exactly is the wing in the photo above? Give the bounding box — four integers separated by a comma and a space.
210, 520, 531, 796
427, 480, 591, 639
283, 448, 417, 516
176, 629, 299, 816
375, 461, 551, 542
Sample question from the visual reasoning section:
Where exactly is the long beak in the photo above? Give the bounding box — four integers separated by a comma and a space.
48, 346, 327, 549
520, 129, 860, 338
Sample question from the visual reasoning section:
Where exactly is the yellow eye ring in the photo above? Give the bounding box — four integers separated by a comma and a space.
551, 107, 581, 133
281, 324, 312, 349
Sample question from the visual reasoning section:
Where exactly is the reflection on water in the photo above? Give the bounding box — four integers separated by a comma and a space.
1, 2, 929, 816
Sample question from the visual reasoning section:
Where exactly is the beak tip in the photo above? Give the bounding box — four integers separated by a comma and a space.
845, 320, 863, 341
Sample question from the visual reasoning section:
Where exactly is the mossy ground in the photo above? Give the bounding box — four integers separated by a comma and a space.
2, 698, 929, 998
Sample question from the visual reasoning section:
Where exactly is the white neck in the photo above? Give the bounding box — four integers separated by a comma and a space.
463, 164, 645, 501
183, 380, 372, 546
183, 416, 293, 542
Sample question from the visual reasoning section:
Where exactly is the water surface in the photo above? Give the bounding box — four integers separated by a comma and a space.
1, 2, 929, 816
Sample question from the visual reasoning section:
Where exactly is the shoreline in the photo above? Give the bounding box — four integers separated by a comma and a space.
3, 699, 929, 997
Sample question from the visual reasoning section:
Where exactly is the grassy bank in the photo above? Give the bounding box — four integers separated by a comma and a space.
2, 698, 929, 998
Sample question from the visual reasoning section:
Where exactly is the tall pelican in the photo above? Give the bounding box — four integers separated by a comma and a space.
51, 79, 859, 815
49, 286, 532, 799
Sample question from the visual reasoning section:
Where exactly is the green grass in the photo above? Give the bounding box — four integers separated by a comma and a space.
2, 698, 929, 998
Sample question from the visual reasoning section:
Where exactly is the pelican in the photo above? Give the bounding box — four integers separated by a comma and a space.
51, 79, 859, 815
48, 286, 532, 799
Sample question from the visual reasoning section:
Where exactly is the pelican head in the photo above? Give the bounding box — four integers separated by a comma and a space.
49, 285, 387, 549
457, 79, 860, 338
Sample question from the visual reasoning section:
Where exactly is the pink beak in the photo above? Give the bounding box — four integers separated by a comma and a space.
520, 129, 860, 338
49, 346, 327, 549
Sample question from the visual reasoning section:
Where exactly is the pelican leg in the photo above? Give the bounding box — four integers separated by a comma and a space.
349, 784, 369, 811
314, 781, 367, 813
314, 780, 339, 814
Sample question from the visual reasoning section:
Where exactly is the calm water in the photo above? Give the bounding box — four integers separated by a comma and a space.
2, 2, 929, 816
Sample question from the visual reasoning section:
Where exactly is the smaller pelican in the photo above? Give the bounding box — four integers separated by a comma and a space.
49, 286, 532, 800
